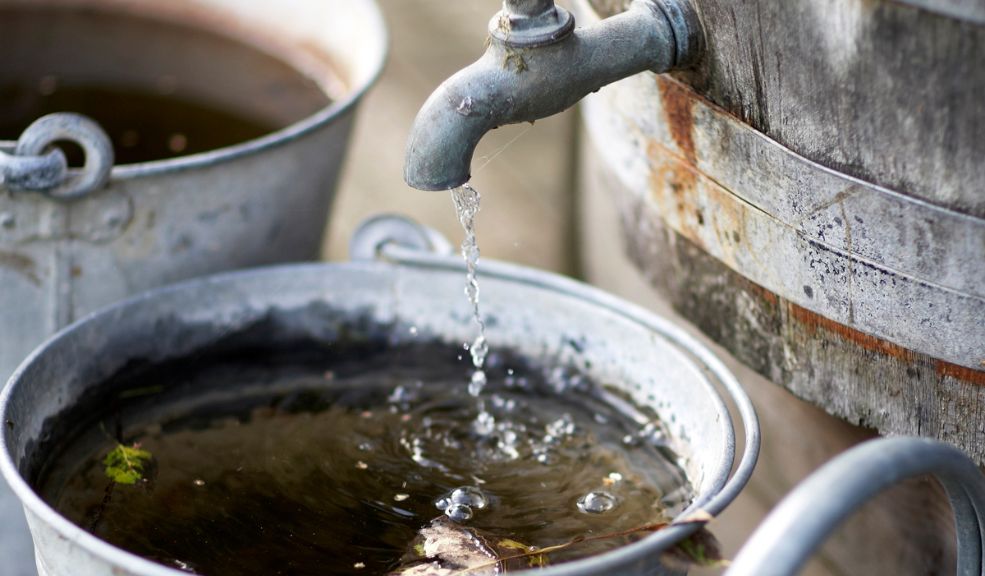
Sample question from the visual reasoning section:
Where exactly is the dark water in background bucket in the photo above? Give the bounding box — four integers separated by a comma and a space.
0, 4, 334, 164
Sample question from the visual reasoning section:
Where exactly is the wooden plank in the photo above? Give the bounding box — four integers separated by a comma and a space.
578, 138, 959, 574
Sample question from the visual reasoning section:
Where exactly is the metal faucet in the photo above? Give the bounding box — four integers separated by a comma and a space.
404, 0, 704, 191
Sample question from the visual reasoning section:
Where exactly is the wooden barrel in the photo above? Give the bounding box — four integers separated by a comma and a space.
575, 0, 985, 462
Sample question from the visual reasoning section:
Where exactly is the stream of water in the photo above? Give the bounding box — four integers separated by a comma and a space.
451, 183, 489, 399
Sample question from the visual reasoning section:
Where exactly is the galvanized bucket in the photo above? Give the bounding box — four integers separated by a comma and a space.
0, 215, 759, 576
0, 0, 388, 382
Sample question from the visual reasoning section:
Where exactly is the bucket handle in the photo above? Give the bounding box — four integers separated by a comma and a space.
349, 213, 454, 262
0, 113, 114, 200
727, 437, 985, 576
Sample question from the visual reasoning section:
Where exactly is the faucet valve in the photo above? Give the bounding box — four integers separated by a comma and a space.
404, 0, 706, 191
490, 0, 576, 48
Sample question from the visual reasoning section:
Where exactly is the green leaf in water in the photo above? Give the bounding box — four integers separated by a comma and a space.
103, 443, 153, 485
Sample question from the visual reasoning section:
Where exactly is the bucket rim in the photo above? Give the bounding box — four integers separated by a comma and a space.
0, 0, 389, 181
0, 258, 759, 576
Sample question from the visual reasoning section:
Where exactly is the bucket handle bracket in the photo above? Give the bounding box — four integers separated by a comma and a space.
350, 214, 454, 262
0, 113, 113, 200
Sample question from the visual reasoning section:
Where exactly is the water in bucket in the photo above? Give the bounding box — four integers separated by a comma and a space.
36, 339, 691, 575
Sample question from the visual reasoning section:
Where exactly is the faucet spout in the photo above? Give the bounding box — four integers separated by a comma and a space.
404, 0, 703, 191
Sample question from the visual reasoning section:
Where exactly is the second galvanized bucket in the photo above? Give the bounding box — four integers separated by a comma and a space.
0, 0, 388, 381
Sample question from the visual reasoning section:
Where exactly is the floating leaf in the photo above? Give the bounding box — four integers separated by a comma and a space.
103, 443, 153, 485
393, 518, 498, 576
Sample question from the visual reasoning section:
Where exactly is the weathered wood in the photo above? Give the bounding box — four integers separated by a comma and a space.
574, 0, 985, 461
593, 0, 985, 217
617, 183, 985, 460
578, 140, 959, 575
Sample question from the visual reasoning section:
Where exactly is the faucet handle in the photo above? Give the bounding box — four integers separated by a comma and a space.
491, 0, 576, 48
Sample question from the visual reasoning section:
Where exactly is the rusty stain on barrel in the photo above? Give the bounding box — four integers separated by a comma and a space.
659, 80, 696, 163
787, 303, 919, 363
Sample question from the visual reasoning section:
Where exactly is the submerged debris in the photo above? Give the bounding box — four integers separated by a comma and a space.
393, 518, 500, 576
103, 443, 153, 485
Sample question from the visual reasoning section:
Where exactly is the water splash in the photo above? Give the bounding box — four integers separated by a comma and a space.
451, 183, 489, 397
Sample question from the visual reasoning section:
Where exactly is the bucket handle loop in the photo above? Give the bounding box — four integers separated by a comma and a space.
0, 113, 114, 200
727, 437, 985, 576
349, 213, 454, 262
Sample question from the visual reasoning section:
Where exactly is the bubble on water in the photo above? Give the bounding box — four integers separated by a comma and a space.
409, 326, 418, 335
444, 503, 473, 522
442, 486, 488, 509
507, 368, 515, 376
436, 486, 487, 522
577, 491, 617, 514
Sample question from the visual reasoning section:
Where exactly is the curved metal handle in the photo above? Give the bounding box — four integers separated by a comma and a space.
0, 113, 114, 200
349, 213, 454, 261
728, 437, 985, 576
